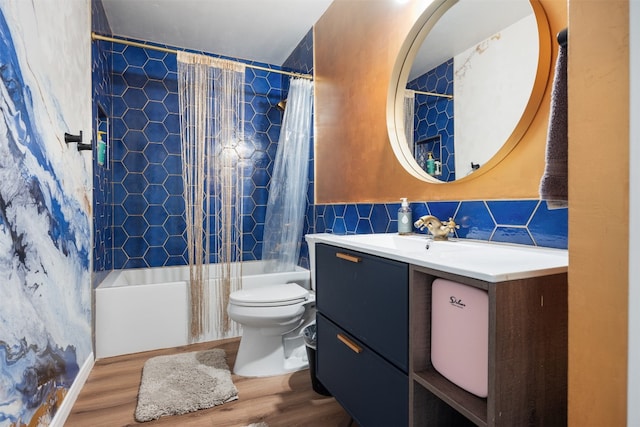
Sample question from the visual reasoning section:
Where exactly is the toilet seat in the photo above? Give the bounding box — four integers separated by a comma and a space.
230, 283, 309, 307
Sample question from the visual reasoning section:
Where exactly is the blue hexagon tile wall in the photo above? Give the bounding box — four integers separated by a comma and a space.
98, 28, 566, 272
408, 58, 454, 180
92, 0, 113, 278
109, 39, 288, 269
315, 199, 567, 249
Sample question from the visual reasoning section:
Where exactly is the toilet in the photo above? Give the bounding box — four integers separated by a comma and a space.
227, 282, 316, 377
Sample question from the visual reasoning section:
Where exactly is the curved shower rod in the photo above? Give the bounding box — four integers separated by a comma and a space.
91, 33, 313, 80
411, 89, 453, 100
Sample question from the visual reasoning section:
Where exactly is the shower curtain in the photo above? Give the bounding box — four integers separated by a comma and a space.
178, 51, 245, 342
262, 78, 314, 272
404, 89, 415, 155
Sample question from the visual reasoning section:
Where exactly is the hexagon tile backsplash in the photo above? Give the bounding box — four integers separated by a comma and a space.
313, 199, 567, 247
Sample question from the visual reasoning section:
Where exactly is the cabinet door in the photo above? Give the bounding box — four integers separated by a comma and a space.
317, 314, 408, 427
316, 244, 409, 371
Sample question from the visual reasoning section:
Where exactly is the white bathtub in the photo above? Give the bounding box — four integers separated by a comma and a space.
95, 261, 310, 358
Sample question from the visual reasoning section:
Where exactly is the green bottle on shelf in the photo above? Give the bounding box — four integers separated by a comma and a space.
426, 152, 436, 175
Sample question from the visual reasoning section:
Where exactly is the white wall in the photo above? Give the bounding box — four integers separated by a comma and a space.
454, 14, 538, 177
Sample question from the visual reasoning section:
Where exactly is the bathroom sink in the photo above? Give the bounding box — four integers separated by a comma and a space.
326, 233, 463, 255
305, 233, 568, 282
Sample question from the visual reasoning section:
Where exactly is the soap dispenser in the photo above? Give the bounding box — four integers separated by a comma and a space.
398, 198, 413, 235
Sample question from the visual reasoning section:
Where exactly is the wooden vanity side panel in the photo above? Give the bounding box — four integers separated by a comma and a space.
409, 268, 431, 427
489, 273, 568, 427
409, 267, 431, 373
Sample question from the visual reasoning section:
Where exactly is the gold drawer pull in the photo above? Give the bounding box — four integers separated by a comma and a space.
336, 252, 361, 263
337, 333, 362, 354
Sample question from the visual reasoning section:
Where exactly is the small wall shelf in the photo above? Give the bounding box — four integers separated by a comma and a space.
414, 134, 442, 176
96, 103, 109, 168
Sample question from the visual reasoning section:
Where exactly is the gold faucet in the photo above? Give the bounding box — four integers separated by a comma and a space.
413, 215, 459, 240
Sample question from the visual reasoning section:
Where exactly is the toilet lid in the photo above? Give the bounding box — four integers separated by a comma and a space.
229, 283, 309, 307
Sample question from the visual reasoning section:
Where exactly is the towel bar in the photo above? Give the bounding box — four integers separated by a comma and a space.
557, 28, 567, 47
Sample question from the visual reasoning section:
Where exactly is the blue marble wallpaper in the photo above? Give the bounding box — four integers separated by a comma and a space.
0, 2, 92, 426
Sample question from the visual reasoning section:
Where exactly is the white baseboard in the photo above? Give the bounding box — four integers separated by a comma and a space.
51, 352, 95, 427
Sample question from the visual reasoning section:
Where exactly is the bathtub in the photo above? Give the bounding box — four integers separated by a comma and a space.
95, 261, 310, 358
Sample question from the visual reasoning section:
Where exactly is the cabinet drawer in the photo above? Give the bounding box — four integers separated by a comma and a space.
316, 243, 409, 371
317, 314, 408, 427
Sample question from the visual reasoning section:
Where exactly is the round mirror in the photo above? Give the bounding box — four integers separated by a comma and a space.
388, 0, 551, 183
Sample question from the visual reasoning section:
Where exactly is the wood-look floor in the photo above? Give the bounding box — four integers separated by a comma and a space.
66, 337, 354, 427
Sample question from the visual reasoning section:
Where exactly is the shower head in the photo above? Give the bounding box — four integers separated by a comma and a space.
276, 100, 287, 111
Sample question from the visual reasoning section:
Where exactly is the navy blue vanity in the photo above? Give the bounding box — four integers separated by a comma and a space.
316, 243, 409, 426
307, 233, 568, 427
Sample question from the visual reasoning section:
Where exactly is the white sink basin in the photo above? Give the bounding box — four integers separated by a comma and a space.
324, 233, 464, 255
305, 233, 568, 282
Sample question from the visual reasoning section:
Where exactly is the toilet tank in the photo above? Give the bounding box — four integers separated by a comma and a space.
431, 278, 489, 398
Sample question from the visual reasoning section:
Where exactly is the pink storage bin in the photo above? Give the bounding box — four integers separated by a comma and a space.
431, 278, 489, 398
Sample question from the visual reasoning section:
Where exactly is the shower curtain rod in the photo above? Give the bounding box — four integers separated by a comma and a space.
91, 33, 313, 80
411, 89, 453, 100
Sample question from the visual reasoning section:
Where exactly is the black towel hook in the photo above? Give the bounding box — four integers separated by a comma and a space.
64, 131, 92, 151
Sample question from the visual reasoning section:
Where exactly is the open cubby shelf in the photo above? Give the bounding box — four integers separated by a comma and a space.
413, 369, 487, 426
409, 265, 567, 427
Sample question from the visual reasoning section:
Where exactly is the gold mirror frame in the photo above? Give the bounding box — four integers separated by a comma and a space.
387, 0, 552, 184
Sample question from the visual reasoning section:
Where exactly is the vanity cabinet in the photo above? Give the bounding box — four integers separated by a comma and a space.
410, 266, 568, 427
315, 243, 409, 426
311, 237, 567, 427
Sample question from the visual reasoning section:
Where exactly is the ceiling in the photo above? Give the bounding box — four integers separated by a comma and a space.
100, 0, 334, 66
100, 0, 536, 79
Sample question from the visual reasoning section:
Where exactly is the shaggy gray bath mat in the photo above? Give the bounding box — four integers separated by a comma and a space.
134, 349, 238, 422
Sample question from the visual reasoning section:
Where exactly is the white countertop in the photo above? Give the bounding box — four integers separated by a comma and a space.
305, 233, 568, 283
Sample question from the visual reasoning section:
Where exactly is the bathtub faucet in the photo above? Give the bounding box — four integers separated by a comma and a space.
413, 215, 459, 240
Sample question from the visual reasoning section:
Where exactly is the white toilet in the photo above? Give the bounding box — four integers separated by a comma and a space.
227, 282, 316, 377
